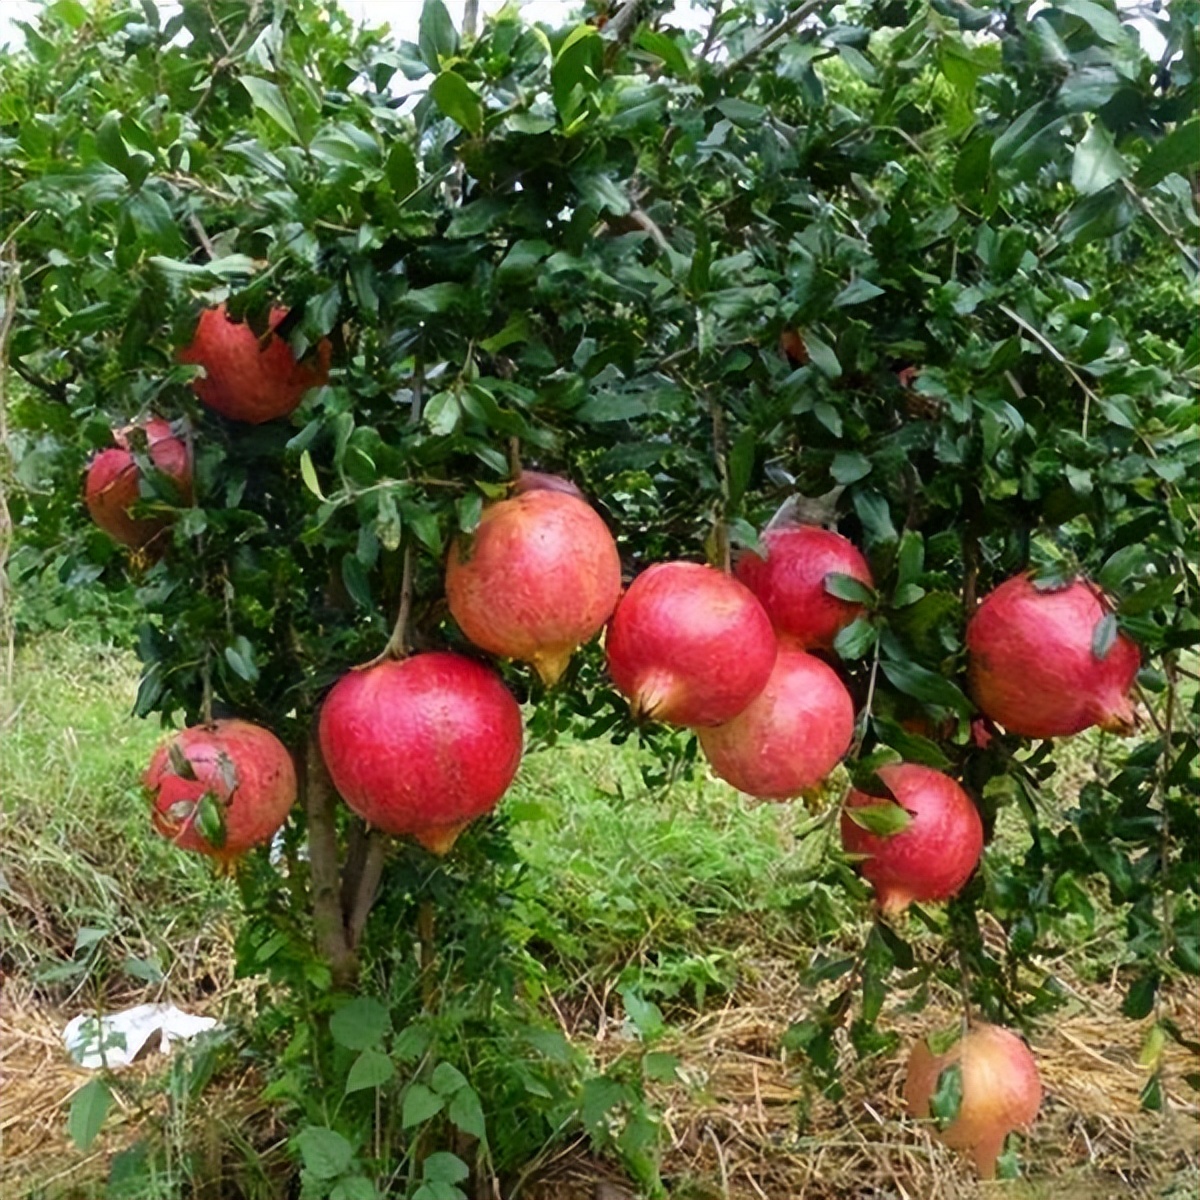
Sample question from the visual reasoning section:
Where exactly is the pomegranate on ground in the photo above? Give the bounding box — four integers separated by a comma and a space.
840, 763, 983, 915
145, 719, 296, 862
446, 477, 622, 685
179, 304, 331, 424
698, 649, 855, 799
966, 573, 1139, 739
605, 561, 776, 728
905, 1023, 1042, 1178
85, 418, 192, 549
318, 652, 523, 854
736, 524, 873, 651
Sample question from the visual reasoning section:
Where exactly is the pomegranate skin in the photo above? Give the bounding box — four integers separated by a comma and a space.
318, 653, 523, 853
840, 763, 983, 915
967, 574, 1139, 738
179, 304, 331, 424
446, 486, 622, 686
85, 419, 192, 548
698, 649, 855, 799
905, 1023, 1042, 1179
605, 562, 777, 728
736, 525, 873, 651
145, 719, 296, 862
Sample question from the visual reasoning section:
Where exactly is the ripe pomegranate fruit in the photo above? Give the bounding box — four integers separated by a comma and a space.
179, 303, 331, 424
966, 573, 1139, 738
605, 561, 776, 727
446, 476, 622, 685
736, 524, 873, 651
145, 719, 296, 862
318, 652, 523, 854
85, 418, 192, 549
698, 649, 855, 798
905, 1023, 1042, 1178
840, 763, 983, 915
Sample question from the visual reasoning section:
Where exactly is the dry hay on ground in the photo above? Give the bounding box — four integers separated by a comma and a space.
2, 965, 1197, 1200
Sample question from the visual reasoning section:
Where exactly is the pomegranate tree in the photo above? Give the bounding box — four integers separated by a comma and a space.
905, 1023, 1043, 1178
318, 652, 523, 854
179, 304, 331, 424
605, 561, 776, 727
966, 573, 1139, 739
144, 719, 296, 862
445, 475, 622, 685
85, 418, 192, 549
736, 524, 873, 650
697, 649, 855, 798
840, 763, 983, 915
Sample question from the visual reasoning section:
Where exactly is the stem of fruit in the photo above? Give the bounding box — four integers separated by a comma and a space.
201, 645, 214, 726
508, 435, 522, 479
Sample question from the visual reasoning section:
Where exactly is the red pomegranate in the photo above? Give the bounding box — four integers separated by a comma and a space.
511, 470, 586, 500
698, 649, 855, 798
318, 652, 523, 854
736, 524, 873, 651
840, 763, 983, 915
967, 573, 1139, 739
905, 1023, 1042, 1178
179, 304, 331, 424
85, 418, 192, 549
605, 561, 776, 727
145, 719, 296, 862
446, 478, 622, 685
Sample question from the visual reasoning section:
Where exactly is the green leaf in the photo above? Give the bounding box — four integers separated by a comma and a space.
1121, 972, 1158, 1020
345, 1048, 395, 1094
571, 169, 630, 216
1071, 122, 1128, 195
844, 802, 913, 837
872, 717, 952, 769
448, 1085, 486, 1141
831, 451, 872, 485
418, 0, 458, 71
224, 636, 259, 683
824, 572, 875, 605
552, 26, 602, 121
299, 449, 324, 500
1092, 612, 1118, 661
804, 332, 842, 379
930, 1062, 963, 1128
385, 143, 418, 197
634, 28, 690, 77
880, 658, 973, 718
294, 1126, 354, 1179
833, 616, 877, 661
341, 554, 373, 611
330, 997, 391, 1051
1136, 118, 1200, 187
425, 391, 462, 436
620, 986, 665, 1040
241, 78, 301, 142
833, 278, 884, 307
727, 427, 756, 509
331, 1179, 379, 1200
193, 792, 227, 850
643, 1051, 681, 1082
1055, 0, 1126, 44
424, 1152, 470, 1185
68, 1077, 112, 1151
1140, 1073, 1164, 1112
431, 1061, 469, 1095
429, 73, 483, 136
403, 1083, 445, 1128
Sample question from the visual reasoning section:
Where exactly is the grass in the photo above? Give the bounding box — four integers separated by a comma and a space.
1, 632, 1196, 1199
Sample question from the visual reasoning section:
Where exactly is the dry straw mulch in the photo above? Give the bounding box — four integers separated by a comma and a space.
2, 965, 1197, 1200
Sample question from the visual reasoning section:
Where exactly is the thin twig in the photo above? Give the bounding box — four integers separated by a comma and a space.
187, 214, 216, 260
1123, 179, 1200, 271
699, 0, 724, 58
720, 0, 827, 77
704, 387, 731, 572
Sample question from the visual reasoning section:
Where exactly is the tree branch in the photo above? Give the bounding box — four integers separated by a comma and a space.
720, 0, 828, 77
9, 357, 71, 404
303, 731, 357, 990
347, 833, 386, 949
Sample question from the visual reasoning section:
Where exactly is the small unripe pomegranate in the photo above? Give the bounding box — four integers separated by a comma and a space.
905, 1023, 1042, 1178
698, 649, 855, 798
840, 763, 983, 915
85, 418, 192, 549
145, 719, 296, 863
967, 573, 1139, 739
318, 653, 523, 854
605, 561, 776, 727
179, 304, 331, 424
736, 525, 873, 651
446, 478, 622, 686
